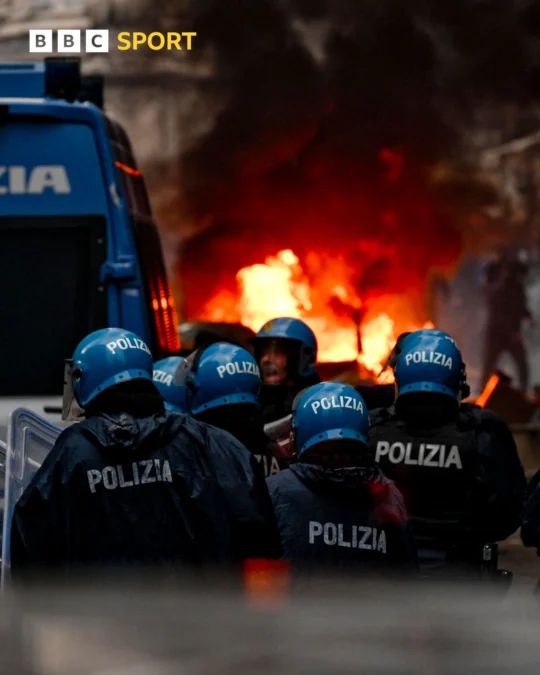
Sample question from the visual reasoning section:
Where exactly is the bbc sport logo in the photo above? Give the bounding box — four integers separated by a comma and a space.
29, 30, 197, 53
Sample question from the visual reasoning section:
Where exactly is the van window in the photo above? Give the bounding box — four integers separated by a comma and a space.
0, 216, 107, 395
106, 116, 180, 355
105, 117, 152, 221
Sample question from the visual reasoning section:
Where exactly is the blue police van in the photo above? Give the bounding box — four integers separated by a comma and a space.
0, 58, 180, 427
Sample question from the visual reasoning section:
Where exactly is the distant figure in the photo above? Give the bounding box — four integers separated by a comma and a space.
481, 247, 532, 392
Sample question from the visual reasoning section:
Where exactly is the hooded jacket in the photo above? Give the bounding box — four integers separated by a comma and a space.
10, 411, 282, 578
266, 462, 416, 573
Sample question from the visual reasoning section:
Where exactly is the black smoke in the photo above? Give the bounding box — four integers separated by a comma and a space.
161, 0, 540, 318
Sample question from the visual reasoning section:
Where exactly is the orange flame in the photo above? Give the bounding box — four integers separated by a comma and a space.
203, 249, 433, 379
476, 373, 500, 408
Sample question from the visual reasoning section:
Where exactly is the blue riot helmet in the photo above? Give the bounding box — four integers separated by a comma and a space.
153, 357, 189, 413
394, 329, 467, 400
174, 342, 261, 415
253, 317, 318, 385
292, 382, 369, 457
62, 328, 154, 420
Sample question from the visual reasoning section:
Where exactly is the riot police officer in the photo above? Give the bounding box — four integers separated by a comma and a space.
153, 356, 189, 413
252, 317, 320, 425
266, 382, 417, 574
10, 328, 281, 579
174, 342, 287, 476
368, 329, 526, 579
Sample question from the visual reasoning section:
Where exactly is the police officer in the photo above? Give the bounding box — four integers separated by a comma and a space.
369, 329, 526, 579
252, 317, 320, 425
266, 382, 417, 574
10, 328, 281, 579
153, 356, 189, 413
174, 342, 286, 476
481, 247, 532, 392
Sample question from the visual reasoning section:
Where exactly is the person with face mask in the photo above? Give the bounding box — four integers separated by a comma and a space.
266, 382, 417, 575
252, 318, 320, 426
10, 328, 281, 580
173, 341, 289, 476
368, 329, 526, 580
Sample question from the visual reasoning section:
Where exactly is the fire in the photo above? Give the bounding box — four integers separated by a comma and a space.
203, 248, 433, 380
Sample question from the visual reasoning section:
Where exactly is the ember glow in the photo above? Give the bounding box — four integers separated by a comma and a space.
202, 248, 433, 379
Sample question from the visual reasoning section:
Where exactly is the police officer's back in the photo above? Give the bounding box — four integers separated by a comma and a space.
10, 329, 281, 579
174, 342, 285, 477
267, 382, 417, 574
369, 329, 526, 579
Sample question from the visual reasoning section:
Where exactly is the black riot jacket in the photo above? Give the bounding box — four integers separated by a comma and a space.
368, 403, 526, 555
356, 384, 395, 410
10, 411, 282, 579
195, 405, 284, 477
266, 462, 417, 574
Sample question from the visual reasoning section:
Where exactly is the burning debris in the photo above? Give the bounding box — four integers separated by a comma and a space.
165, 0, 540, 371
202, 248, 431, 379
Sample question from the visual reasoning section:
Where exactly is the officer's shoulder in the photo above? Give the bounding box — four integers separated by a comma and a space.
55, 421, 95, 449
460, 403, 508, 428
167, 413, 226, 442
266, 467, 297, 493
457, 402, 482, 426
37, 421, 96, 471
267, 466, 295, 485
460, 404, 514, 444
188, 416, 252, 459
368, 406, 395, 425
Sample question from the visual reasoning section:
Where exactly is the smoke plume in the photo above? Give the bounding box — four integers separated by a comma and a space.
161, 0, 540, 319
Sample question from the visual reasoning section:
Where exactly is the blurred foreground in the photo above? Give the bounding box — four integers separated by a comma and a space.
1, 578, 540, 675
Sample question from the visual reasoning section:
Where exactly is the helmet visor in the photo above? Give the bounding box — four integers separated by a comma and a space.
61, 359, 85, 421
173, 349, 199, 386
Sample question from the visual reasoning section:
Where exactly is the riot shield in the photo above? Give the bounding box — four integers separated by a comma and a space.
264, 414, 294, 464
1, 408, 62, 587
263, 414, 292, 441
